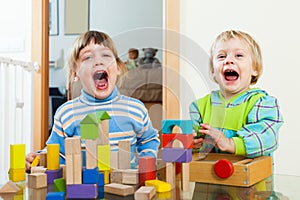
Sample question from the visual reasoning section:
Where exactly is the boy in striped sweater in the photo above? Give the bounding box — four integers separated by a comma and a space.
26, 31, 160, 169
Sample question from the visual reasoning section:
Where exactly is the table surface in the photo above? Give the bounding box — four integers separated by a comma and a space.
0, 171, 298, 200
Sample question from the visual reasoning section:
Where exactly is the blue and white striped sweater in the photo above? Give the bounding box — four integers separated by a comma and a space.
47, 87, 160, 165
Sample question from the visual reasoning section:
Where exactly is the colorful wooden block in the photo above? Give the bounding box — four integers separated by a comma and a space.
118, 140, 131, 169
104, 183, 134, 196
134, 186, 156, 200
30, 156, 40, 167
138, 156, 156, 173
98, 172, 104, 186
162, 133, 193, 148
103, 170, 110, 184
83, 167, 99, 184
161, 119, 193, 134
8, 168, 26, 182
47, 144, 60, 170
46, 192, 65, 200
27, 173, 47, 189
39, 152, 47, 167
0, 181, 20, 194
46, 167, 63, 184
139, 171, 157, 187
145, 179, 171, 193
54, 178, 66, 192
66, 184, 98, 199
97, 145, 110, 171
162, 148, 192, 163
10, 144, 25, 169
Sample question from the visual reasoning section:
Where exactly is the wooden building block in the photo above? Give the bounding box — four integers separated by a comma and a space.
46, 191, 65, 200
110, 150, 118, 170
0, 181, 20, 194
110, 170, 123, 184
122, 169, 139, 185
138, 156, 156, 173
85, 139, 98, 169
98, 172, 104, 186
10, 144, 25, 169
47, 144, 60, 170
104, 183, 134, 196
28, 173, 47, 189
98, 119, 109, 145
31, 166, 47, 174
80, 113, 100, 140
30, 156, 40, 167
65, 137, 81, 155
8, 168, 26, 182
66, 184, 98, 199
166, 162, 175, 189
181, 163, 190, 191
162, 133, 193, 148
28, 187, 47, 199
161, 120, 193, 134
46, 168, 63, 184
54, 178, 66, 192
103, 170, 110, 184
39, 152, 47, 167
118, 140, 131, 169
83, 167, 99, 184
97, 145, 111, 171
189, 153, 272, 187
65, 137, 82, 185
73, 153, 82, 184
162, 148, 192, 163
134, 186, 156, 200
145, 179, 171, 193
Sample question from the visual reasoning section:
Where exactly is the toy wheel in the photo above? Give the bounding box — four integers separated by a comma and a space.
214, 159, 234, 178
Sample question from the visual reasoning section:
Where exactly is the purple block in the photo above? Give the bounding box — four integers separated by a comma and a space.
162, 148, 192, 163
46, 167, 63, 184
67, 184, 98, 199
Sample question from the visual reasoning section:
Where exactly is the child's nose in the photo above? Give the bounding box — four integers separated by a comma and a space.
224, 55, 234, 65
93, 57, 104, 67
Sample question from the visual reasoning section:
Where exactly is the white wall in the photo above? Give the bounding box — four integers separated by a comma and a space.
180, 0, 300, 176
50, 0, 163, 88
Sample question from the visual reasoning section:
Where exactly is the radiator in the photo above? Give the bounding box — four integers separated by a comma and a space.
0, 57, 39, 171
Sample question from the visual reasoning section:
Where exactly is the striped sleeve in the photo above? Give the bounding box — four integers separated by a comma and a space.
189, 100, 202, 133
236, 95, 284, 157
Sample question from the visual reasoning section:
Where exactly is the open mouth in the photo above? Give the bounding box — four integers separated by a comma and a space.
93, 70, 108, 89
224, 69, 239, 81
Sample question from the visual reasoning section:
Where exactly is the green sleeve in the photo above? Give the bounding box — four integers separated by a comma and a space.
232, 137, 246, 156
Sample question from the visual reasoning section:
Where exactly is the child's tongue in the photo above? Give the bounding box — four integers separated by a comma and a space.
95, 78, 108, 90
225, 75, 238, 81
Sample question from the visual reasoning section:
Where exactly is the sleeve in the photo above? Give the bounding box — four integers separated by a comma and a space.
235, 95, 284, 157
136, 111, 160, 158
189, 100, 203, 136
46, 112, 67, 164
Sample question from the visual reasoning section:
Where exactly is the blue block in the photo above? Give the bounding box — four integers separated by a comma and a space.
46, 192, 65, 200
46, 168, 63, 184
83, 167, 99, 184
162, 148, 192, 163
67, 184, 98, 199
98, 186, 104, 199
162, 120, 193, 134
98, 172, 104, 186
82, 149, 86, 167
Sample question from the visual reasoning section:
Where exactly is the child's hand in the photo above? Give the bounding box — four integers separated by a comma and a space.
26, 152, 38, 172
193, 131, 204, 149
199, 123, 235, 153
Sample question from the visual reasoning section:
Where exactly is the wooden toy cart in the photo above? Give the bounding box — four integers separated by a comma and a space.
189, 153, 272, 187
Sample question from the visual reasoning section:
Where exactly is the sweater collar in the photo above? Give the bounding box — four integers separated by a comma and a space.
79, 87, 121, 105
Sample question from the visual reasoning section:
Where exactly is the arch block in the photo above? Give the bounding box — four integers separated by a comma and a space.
161, 120, 193, 134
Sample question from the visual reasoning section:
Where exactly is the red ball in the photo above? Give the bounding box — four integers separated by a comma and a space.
214, 159, 234, 178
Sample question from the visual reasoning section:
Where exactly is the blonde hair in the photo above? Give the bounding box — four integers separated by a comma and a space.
209, 30, 263, 84
68, 31, 127, 80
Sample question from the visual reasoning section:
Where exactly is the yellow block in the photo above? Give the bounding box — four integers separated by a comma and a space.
47, 144, 60, 170
9, 168, 26, 182
145, 180, 171, 193
10, 144, 25, 169
97, 145, 110, 171
30, 156, 40, 167
103, 170, 110, 184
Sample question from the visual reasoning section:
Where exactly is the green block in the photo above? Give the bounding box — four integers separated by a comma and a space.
54, 178, 66, 192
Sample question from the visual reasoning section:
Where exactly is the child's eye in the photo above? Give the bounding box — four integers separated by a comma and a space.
217, 54, 226, 59
236, 54, 243, 57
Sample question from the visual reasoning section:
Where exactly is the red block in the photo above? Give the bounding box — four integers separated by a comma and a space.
139, 171, 156, 186
162, 133, 193, 149
138, 157, 156, 173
